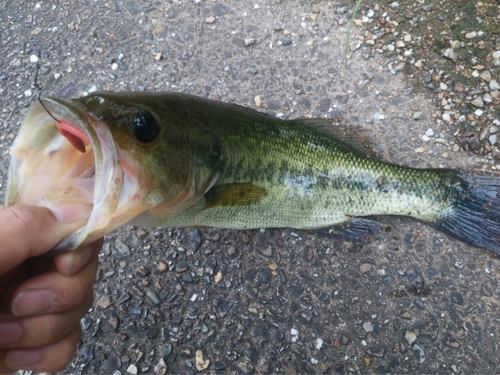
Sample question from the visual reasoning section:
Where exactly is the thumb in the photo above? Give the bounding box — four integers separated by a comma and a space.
0, 204, 89, 275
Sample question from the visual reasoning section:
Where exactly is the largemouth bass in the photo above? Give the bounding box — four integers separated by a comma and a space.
6, 92, 500, 255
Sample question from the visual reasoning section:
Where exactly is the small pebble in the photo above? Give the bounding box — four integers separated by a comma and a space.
316, 338, 324, 350
115, 240, 131, 256
489, 81, 500, 90
441, 48, 457, 62
412, 111, 423, 120
205, 16, 216, 24
244, 38, 256, 47
471, 97, 484, 108
405, 331, 417, 345
127, 364, 138, 374
195, 350, 210, 371
360, 263, 372, 273
363, 322, 374, 333
480, 71, 492, 82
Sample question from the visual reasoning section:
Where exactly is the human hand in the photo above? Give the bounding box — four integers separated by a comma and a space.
0, 204, 103, 373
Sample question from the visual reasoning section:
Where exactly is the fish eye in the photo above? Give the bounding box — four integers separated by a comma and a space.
132, 110, 159, 143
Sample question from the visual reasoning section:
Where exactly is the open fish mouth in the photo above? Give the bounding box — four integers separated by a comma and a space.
6, 98, 127, 253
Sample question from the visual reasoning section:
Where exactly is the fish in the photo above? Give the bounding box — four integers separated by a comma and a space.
5, 91, 500, 255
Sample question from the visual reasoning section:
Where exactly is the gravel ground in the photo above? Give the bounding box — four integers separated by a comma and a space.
1, 0, 499, 374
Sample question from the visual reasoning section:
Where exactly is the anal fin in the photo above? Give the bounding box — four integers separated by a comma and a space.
324, 217, 389, 243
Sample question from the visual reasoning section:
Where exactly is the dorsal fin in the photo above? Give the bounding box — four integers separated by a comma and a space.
291, 118, 389, 161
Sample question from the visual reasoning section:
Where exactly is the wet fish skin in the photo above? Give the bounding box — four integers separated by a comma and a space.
6, 92, 500, 254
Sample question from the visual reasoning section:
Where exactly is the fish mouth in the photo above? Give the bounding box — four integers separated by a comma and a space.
6, 97, 135, 254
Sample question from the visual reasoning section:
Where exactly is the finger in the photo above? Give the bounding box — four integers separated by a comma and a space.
54, 237, 103, 277
1, 324, 81, 372
0, 205, 89, 275
0, 286, 92, 349
11, 244, 100, 317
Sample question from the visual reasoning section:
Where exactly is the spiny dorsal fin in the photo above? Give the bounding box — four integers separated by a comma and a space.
204, 183, 267, 209
292, 118, 389, 161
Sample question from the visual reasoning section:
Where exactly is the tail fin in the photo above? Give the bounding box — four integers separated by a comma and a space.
432, 171, 500, 254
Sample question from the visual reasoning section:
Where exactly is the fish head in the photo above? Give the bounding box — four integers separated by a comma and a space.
6, 92, 222, 253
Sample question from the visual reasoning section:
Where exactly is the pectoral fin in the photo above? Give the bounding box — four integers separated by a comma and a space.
204, 183, 267, 209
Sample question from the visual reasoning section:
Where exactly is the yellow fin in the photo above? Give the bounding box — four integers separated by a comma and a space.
204, 183, 267, 209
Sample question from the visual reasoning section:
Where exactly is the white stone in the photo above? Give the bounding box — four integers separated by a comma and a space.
493, 51, 500, 59
441, 48, 457, 62
30, 54, 39, 63
450, 40, 460, 48
474, 109, 484, 116
489, 134, 497, 145
291, 328, 299, 336
404, 34, 411, 42
489, 80, 500, 90
425, 128, 434, 136
127, 364, 138, 375
316, 338, 324, 350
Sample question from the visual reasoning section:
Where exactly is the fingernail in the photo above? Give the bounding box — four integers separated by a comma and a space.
0, 319, 22, 345
61, 247, 93, 276
6, 349, 42, 369
12, 290, 55, 317
48, 203, 91, 223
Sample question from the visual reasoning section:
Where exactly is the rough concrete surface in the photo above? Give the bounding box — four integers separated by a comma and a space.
1, 0, 499, 374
